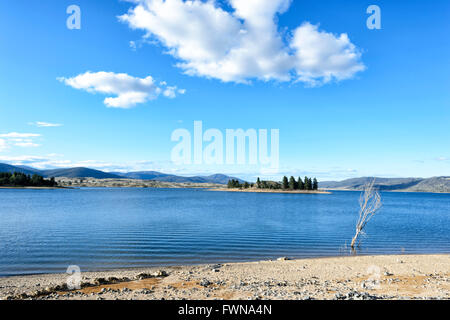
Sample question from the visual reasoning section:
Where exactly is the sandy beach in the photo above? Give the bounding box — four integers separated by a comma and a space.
1, 254, 448, 300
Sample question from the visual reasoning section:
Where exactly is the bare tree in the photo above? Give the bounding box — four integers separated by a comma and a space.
351, 180, 382, 249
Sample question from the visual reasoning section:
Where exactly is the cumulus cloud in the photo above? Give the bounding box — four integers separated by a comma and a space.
29, 121, 63, 127
120, 0, 365, 85
58, 71, 185, 108
291, 23, 365, 85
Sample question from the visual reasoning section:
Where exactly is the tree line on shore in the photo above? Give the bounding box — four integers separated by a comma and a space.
228, 176, 318, 190
0, 172, 57, 187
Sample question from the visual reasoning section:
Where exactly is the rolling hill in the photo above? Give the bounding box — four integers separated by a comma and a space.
41, 167, 122, 179
320, 176, 450, 193
4, 162, 447, 191
0, 163, 245, 185
113, 171, 173, 180
115, 171, 245, 184
0, 163, 39, 176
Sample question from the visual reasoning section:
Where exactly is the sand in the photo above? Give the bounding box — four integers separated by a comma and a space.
1, 254, 448, 300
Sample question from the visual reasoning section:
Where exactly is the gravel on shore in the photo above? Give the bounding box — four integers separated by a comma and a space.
1, 254, 448, 300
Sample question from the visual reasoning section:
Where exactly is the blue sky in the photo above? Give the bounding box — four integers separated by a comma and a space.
0, 0, 449, 181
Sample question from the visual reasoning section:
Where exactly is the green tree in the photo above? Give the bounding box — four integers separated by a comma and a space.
256, 177, 261, 189
297, 177, 304, 190
304, 176, 311, 190
0, 172, 57, 187
282, 176, 289, 189
312, 178, 318, 190
289, 176, 296, 190
31, 174, 43, 186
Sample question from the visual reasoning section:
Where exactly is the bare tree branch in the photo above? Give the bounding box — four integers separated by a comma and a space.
351, 179, 382, 249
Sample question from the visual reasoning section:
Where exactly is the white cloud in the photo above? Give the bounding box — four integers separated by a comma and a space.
120, 0, 365, 85
58, 71, 185, 108
13, 142, 40, 148
291, 23, 365, 85
0, 155, 49, 163
0, 132, 41, 138
0, 139, 7, 152
0, 133, 41, 151
29, 121, 63, 127
162, 86, 186, 99
0, 155, 171, 173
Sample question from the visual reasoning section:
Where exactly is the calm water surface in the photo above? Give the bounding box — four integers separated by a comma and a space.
0, 188, 449, 276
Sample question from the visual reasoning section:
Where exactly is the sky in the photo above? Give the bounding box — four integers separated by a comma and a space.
0, 0, 449, 181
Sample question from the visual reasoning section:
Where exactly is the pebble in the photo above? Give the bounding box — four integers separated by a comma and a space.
200, 279, 212, 287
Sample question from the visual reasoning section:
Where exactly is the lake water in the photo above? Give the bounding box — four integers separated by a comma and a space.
0, 188, 449, 276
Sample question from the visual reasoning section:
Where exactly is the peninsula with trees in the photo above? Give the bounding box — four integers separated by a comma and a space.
221, 176, 330, 194
0, 172, 59, 188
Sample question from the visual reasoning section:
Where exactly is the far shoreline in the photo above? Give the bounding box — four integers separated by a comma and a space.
322, 188, 450, 195
0, 186, 72, 190
2, 184, 449, 194
208, 188, 331, 194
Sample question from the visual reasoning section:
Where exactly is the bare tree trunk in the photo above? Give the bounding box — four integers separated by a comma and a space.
350, 227, 361, 248
351, 180, 381, 250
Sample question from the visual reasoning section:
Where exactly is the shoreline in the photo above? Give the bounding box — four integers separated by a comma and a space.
0, 186, 71, 190
208, 188, 331, 194
323, 188, 450, 194
1, 254, 448, 300
2, 184, 448, 194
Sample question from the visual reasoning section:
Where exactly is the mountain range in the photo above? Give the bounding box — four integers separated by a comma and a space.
320, 176, 450, 193
2, 163, 448, 192
0, 163, 245, 185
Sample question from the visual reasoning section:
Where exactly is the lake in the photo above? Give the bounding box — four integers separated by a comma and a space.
0, 188, 449, 276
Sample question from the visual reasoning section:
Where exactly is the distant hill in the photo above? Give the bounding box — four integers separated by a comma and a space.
41, 167, 122, 179
201, 174, 244, 185
0, 163, 122, 179
115, 171, 245, 184
320, 176, 450, 193
114, 171, 173, 180
0, 163, 39, 176
403, 176, 450, 193
2, 162, 448, 191
13, 165, 43, 175
0, 163, 245, 185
